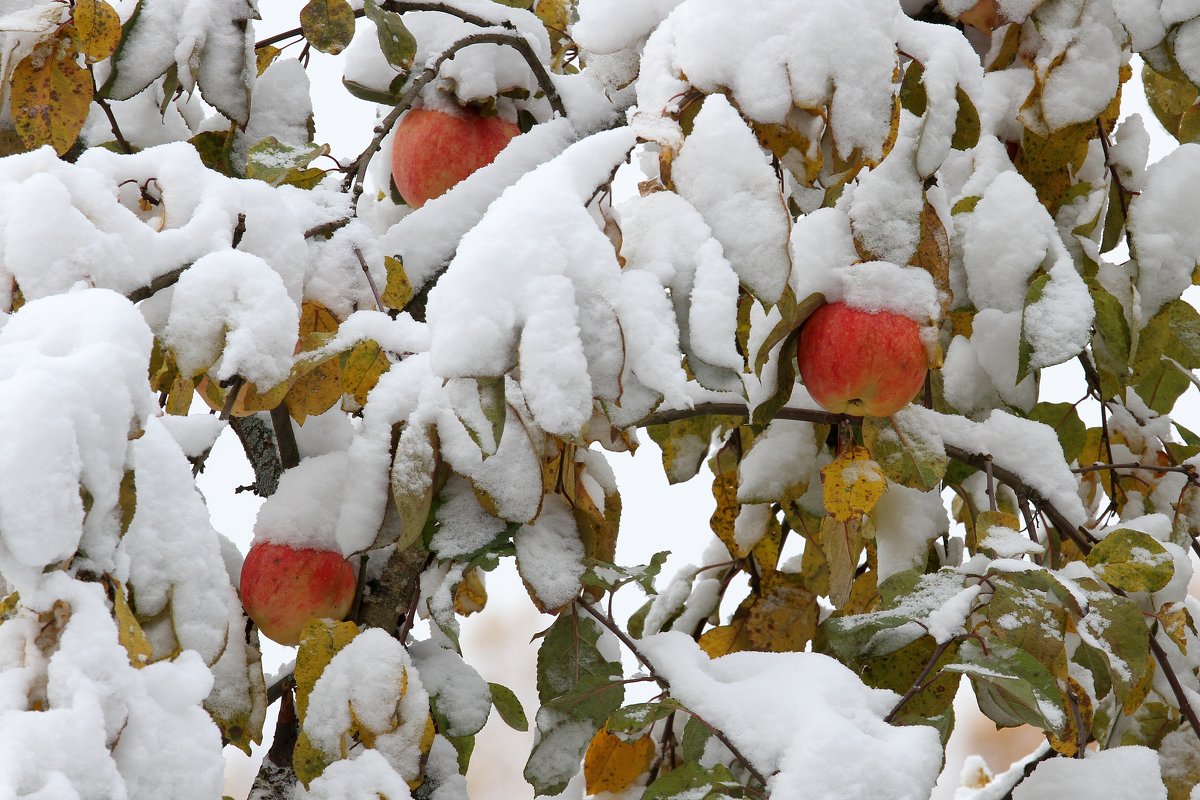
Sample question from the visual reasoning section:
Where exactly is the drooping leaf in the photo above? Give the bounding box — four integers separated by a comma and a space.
1131, 299, 1200, 413
363, 0, 417, 71
536, 612, 624, 720
108, 578, 153, 668
1016, 273, 1050, 383
1142, 63, 1198, 140
341, 339, 390, 407
946, 639, 1067, 734
389, 423, 441, 552
604, 701, 680, 739
821, 514, 871, 609
300, 0, 357, 54
647, 415, 734, 485
951, 86, 981, 150
489, 682, 529, 732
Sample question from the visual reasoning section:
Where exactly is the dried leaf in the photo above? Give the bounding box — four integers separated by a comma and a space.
341, 339, 390, 407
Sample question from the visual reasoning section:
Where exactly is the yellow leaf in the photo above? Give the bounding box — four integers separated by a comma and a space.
118, 469, 136, 535
288, 300, 343, 423
73, 0, 121, 62
255, 44, 281, 76
294, 619, 359, 719
382, 255, 414, 310
10, 34, 93, 155
584, 728, 655, 795
108, 578, 153, 668
821, 514, 870, 609
1159, 602, 1191, 655
341, 338, 390, 407
453, 567, 488, 617
821, 444, 887, 522
745, 575, 818, 652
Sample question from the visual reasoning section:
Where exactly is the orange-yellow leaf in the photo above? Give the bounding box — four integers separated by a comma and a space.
341, 338, 389, 407
453, 567, 488, 617
10, 35, 93, 155
821, 444, 887, 522
584, 728, 655, 795
74, 0, 121, 62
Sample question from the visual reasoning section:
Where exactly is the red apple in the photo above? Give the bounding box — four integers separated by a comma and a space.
796, 301, 927, 417
390, 106, 520, 208
239, 541, 357, 646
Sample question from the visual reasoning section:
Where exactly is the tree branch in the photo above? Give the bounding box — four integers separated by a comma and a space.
575, 599, 769, 789
229, 414, 283, 497
254, 1, 503, 50
90, 65, 133, 155
1149, 634, 1200, 741
884, 638, 954, 723
343, 31, 566, 204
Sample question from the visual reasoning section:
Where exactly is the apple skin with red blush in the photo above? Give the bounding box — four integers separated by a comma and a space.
796, 301, 928, 418
239, 541, 357, 646
390, 107, 520, 208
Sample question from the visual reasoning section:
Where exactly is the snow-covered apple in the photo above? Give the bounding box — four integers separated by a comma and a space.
239, 541, 357, 646
796, 301, 927, 417
390, 106, 520, 207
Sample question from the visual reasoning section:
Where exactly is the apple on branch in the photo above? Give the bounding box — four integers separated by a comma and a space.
390, 104, 520, 208
239, 540, 357, 646
796, 301, 928, 418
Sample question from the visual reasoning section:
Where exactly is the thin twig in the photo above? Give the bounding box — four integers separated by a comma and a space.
885, 638, 953, 723
575, 599, 769, 788
91, 66, 133, 155
1149, 634, 1200, 741
254, 1, 502, 50
354, 246, 385, 311
343, 31, 566, 204
1072, 462, 1199, 480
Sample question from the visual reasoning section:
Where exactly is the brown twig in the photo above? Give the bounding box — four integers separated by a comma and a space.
91, 65, 133, 155
354, 246, 385, 311
270, 404, 302, 470
254, 1, 502, 50
885, 638, 954, 723
1149, 634, 1200, 741
575, 599, 768, 788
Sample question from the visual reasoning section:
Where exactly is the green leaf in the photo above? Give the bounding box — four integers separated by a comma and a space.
1086, 278, 1131, 399
862, 409, 948, 491
1142, 63, 1197, 140
364, 0, 417, 72
489, 682, 528, 732
525, 718, 598, 796
537, 613, 624, 721
642, 762, 737, 800
341, 76, 404, 105
859, 635, 960, 719
245, 137, 330, 186
1016, 273, 1050, 383
300, 0, 357, 55
1026, 402, 1086, 464
604, 701, 680, 738
900, 61, 927, 116
581, 551, 669, 595
679, 716, 713, 762
951, 86, 981, 150
646, 416, 736, 484
753, 291, 825, 376
1085, 528, 1175, 593
986, 576, 1067, 672
1132, 299, 1200, 413
946, 640, 1066, 734
1100, 180, 1127, 254
1077, 592, 1150, 711
388, 423, 441, 552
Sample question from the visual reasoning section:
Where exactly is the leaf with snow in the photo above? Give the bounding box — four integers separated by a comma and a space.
863, 410, 947, 492
1085, 529, 1175, 593
300, 0, 356, 55
516, 495, 586, 612
672, 93, 791, 304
